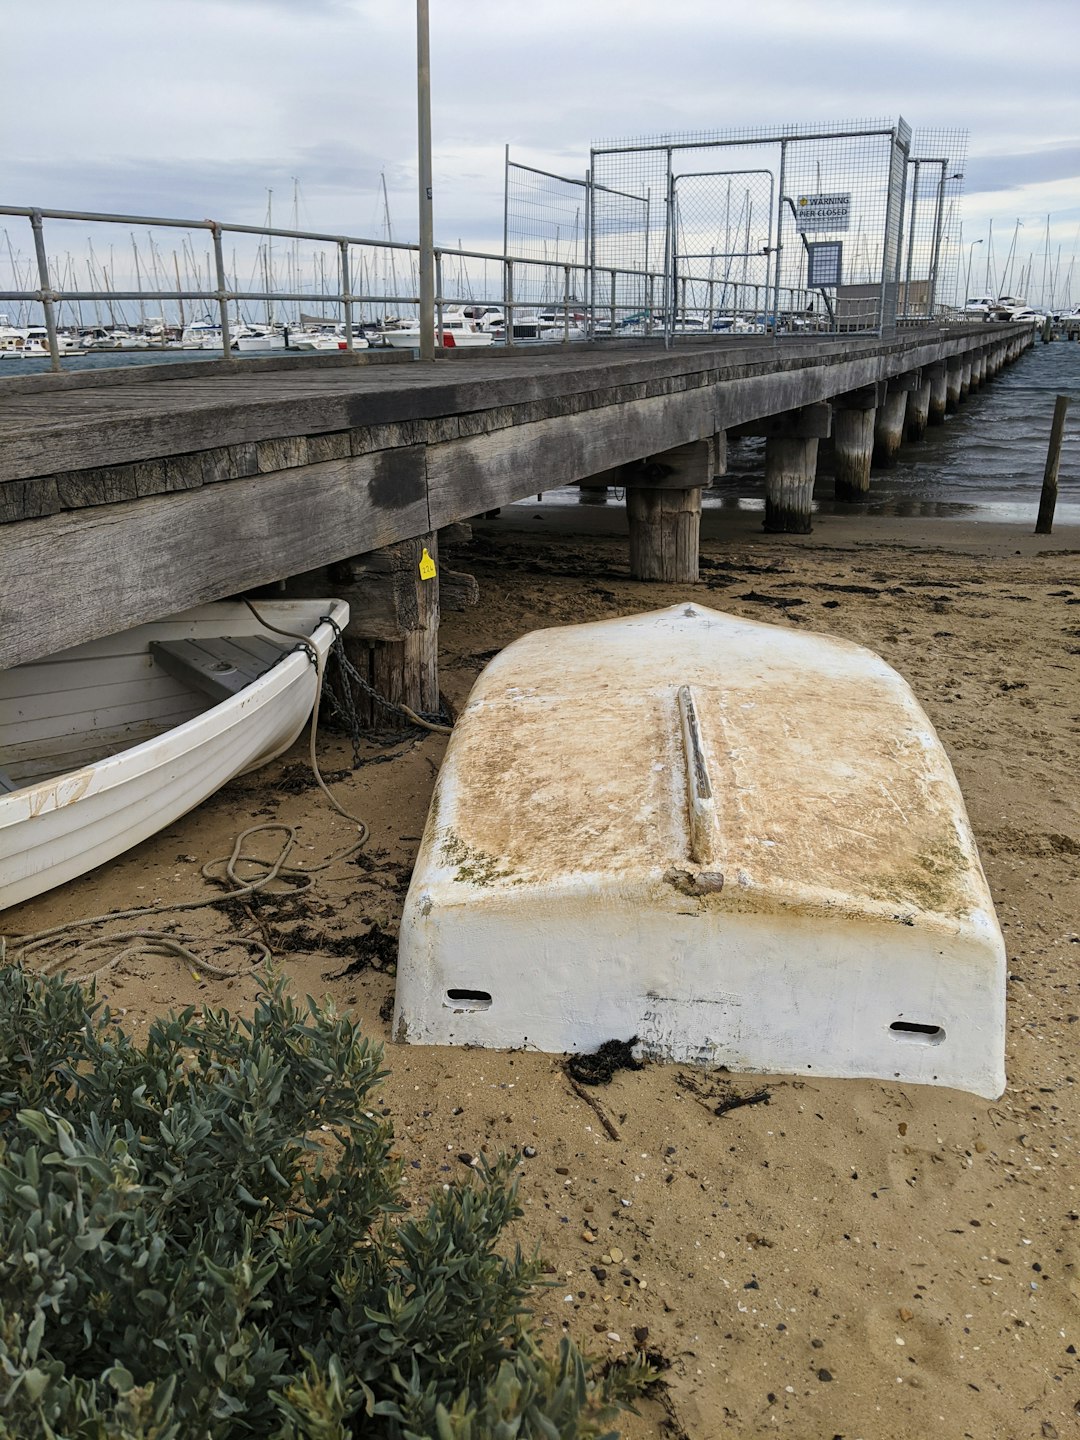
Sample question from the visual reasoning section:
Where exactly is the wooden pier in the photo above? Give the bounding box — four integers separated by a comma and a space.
0, 323, 1033, 706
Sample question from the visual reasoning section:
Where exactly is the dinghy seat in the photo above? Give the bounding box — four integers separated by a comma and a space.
150, 635, 293, 704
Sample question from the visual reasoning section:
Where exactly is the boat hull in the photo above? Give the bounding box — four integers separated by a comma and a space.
396, 603, 1007, 1098
0, 600, 347, 910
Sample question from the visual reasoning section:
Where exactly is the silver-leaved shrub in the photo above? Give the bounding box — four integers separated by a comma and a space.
0, 965, 648, 1438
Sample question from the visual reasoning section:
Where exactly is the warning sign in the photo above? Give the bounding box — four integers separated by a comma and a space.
795, 193, 851, 234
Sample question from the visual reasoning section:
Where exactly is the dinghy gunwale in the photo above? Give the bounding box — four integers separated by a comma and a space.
0, 599, 348, 907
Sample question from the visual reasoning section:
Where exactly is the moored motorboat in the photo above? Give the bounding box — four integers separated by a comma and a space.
234, 325, 286, 353
289, 326, 369, 351
383, 309, 495, 349
0, 598, 348, 910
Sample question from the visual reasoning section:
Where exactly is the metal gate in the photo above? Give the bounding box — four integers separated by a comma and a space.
671, 169, 774, 334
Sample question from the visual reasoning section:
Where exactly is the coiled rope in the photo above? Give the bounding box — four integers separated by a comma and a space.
6, 599, 446, 984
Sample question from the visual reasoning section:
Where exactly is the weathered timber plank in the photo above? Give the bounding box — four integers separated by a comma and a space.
257, 435, 309, 472
55, 465, 143, 509
0, 477, 60, 523
305, 431, 351, 463
425, 389, 719, 525
0, 448, 430, 669
0, 332, 1010, 485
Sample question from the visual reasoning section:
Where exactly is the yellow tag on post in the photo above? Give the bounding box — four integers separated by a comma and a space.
418, 547, 437, 581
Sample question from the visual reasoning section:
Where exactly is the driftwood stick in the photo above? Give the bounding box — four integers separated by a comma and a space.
565, 1077, 621, 1140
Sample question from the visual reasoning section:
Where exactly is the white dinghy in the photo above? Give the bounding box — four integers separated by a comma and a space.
0, 599, 348, 911
396, 603, 1006, 1098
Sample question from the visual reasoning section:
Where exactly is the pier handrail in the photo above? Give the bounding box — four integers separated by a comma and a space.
0, 203, 851, 373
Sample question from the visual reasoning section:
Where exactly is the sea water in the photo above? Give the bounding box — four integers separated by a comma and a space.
713, 338, 1080, 524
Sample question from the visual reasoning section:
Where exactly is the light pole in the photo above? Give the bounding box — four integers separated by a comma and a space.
416, 0, 435, 361
965, 238, 983, 305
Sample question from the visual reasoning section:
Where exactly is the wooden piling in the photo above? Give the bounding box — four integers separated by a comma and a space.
764, 435, 818, 533
905, 376, 932, 442
1035, 396, 1070, 536
330, 533, 442, 729
625, 439, 709, 582
627, 486, 702, 580
833, 406, 876, 501
945, 360, 963, 413
927, 362, 948, 425
873, 389, 909, 468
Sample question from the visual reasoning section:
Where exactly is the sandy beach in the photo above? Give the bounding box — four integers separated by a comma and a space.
6, 502, 1079, 1440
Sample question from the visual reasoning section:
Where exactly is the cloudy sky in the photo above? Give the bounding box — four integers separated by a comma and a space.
5, 0, 1080, 303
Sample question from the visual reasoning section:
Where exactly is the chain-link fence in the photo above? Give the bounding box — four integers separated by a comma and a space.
584, 118, 966, 339
900, 128, 969, 319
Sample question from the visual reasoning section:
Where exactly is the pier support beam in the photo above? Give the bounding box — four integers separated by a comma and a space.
959, 359, 972, 400
751, 404, 831, 533
905, 374, 932, 442
577, 482, 610, 504
833, 384, 883, 501
324, 533, 442, 731
625, 440, 708, 582
874, 375, 916, 467
710, 429, 728, 481
945, 360, 964, 414
764, 437, 818, 534
927, 362, 947, 425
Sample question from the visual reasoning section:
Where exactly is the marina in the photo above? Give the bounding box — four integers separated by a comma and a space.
3, 2, 1080, 1422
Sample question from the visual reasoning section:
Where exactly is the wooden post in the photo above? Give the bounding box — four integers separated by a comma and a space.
905, 375, 932, 442
833, 404, 876, 501
727, 405, 830, 535
1035, 395, 1070, 535
710, 429, 728, 481
764, 435, 818, 533
627, 487, 702, 580
873, 386, 910, 467
945, 360, 963, 413
577, 482, 610, 504
624, 439, 709, 582
328, 533, 441, 730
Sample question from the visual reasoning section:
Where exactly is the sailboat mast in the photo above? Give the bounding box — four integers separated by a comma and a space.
173, 251, 186, 330
266, 188, 274, 326
292, 177, 300, 324
131, 233, 146, 331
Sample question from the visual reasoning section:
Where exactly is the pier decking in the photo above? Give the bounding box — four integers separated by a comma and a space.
0, 324, 1030, 669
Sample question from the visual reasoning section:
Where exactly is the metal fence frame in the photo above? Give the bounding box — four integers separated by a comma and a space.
1, 125, 969, 373
587, 119, 938, 342
0, 204, 659, 371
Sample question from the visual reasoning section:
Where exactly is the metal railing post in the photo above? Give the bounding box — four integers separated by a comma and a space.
609, 269, 616, 337
29, 210, 62, 372
338, 239, 354, 350
210, 223, 234, 360
435, 249, 444, 343
562, 264, 571, 343
772, 140, 787, 345
504, 257, 514, 348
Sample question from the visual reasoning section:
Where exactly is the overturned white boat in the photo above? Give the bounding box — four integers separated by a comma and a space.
396, 604, 1006, 1098
0, 599, 348, 911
